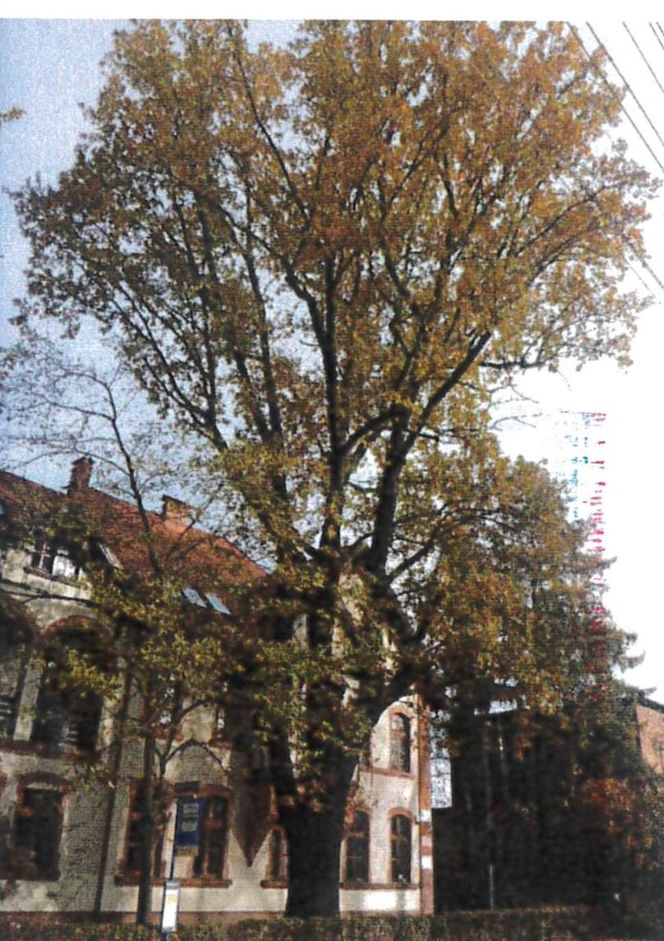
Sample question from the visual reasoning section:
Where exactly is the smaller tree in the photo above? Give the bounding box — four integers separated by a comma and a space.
0, 343, 262, 924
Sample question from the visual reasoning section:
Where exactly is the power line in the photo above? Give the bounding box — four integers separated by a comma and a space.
626, 257, 655, 296
568, 25, 664, 300
587, 23, 664, 157
649, 23, 664, 58
630, 242, 664, 296
623, 23, 664, 97
569, 25, 664, 174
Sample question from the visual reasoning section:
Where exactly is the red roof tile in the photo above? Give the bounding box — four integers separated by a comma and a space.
0, 469, 265, 609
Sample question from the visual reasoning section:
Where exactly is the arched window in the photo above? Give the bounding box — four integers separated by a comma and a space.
390, 712, 411, 772
390, 814, 412, 884
345, 810, 370, 883
0, 618, 30, 739
32, 629, 103, 751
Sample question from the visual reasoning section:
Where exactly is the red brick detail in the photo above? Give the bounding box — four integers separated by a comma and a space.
417, 698, 434, 914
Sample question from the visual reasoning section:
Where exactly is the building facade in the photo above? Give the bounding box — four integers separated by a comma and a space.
0, 462, 434, 923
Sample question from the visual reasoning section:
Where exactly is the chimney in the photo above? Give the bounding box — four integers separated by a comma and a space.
68, 456, 94, 495
161, 495, 192, 529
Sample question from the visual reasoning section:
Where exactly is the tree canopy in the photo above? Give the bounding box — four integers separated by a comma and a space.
9, 20, 656, 916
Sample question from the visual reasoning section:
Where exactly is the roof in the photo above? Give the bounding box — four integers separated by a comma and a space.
0, 468, 265, 613
637, 692, 664, 715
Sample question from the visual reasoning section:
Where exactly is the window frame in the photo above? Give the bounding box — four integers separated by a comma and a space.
344, 809, 370, 885
261, 824, 288, 887
358, 738, 372, 770
210, 701, 228, 744
11, 782, 64, 881
119, 780, 165, 880
389, 710, 412, 773
31, 628, 104, 753
192, 792, 230, 881
389, 811, 413, 885
0, 620, 31, 741
29, 538, 81, 581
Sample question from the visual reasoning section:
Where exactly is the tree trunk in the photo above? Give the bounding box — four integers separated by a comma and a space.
136, 731, 156, 926
281, 754, 357, 917
283, 803, 346, 916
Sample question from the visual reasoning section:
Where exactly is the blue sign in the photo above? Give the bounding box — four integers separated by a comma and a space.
174, 797, 205, 849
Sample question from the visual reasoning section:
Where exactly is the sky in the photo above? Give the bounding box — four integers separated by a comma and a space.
1, 17, 663, 697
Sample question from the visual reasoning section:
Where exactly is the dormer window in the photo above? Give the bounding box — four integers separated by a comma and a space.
181, 587, 230, 615
181, 586, 207, 608
30, 538, 57, 575
30, 539, 81, 580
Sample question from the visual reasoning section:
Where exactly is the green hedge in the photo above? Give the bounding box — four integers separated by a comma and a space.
173, 908, 596, 941
0, 908, 599, 941
0, 927, 152, 941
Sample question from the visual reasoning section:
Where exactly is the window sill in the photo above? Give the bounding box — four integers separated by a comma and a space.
359, 766, 414, 779
1, 868, 60, 882
115, 874, 232, 888
341, 882, 417, 890
179, 877, 232, 888
23, 566, 81, 586
0, 738, 97, 761
260, 879, 287, 889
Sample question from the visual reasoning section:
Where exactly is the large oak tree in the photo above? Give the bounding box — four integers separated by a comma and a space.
12, 21, 656, 916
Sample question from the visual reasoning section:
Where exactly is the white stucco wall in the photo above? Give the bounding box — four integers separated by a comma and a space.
1, 544, 429, 920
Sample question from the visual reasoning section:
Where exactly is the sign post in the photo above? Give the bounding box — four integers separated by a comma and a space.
160, 880, 180, 936
161, 796, 205, 937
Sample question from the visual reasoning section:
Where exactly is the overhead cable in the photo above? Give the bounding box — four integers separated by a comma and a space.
569, 24, 664, 175
568, 25, 664, 297
623, 23, 664, 97
587, 23, 664, 156
649, 23, 664, 57
626, 257, 656, 296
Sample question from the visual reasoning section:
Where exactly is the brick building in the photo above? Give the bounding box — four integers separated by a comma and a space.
0, 461, 434, 924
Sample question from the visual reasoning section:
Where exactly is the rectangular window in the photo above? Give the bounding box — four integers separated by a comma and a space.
193, 796, 228, 878
359, 740, 371, 769
30, 540, 80, 579
212, 703, 226, 740
0, 622, 29, 740
345, 811, 369, 883
0, 692, 18, 738
124, 783, 163, 877
31, 631, 103, 752
30, 538, 56, 574
390, 814, 412, 884
390, 713, 411, 772
267, 827, 288, 882
157, 683, 182, 733
14, 788, 63, 879
32, 683, 101, 751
